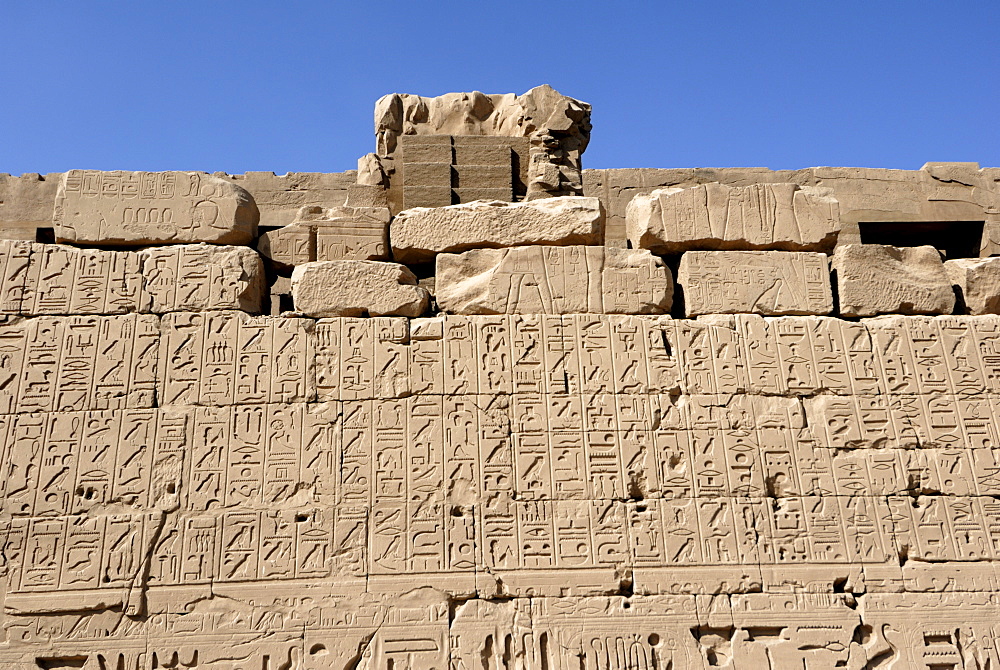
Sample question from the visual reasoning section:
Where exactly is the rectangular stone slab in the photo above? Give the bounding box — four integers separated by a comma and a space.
53, 170, 258, 245
435, 245, 672, 314
391, 196, 604, 263
678, 250, 833, 316
626, 182, 840, 253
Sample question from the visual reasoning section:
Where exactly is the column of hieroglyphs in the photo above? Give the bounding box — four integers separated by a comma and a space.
2, 88, 1000, 669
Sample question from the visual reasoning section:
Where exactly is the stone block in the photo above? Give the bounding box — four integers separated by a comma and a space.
257, 222, 313, 267
400, 140, 453, 164
54, 170, 258, 245
626, 182, 840, 253
0, 240, 263, 315
678, 250, 833, 316
391, 196, 605, 264
452, 165, 512, 189
435, 245, 671, 314
946, 256, 1000, 314
833, 244, 955, 316
346, 183, 389, 208
453, 143, 512, 166
452, 187, 513, 203
403, 185, 453, 209
401, 162, 452, 187
291, 260, 429, 318
139, 244, 265, 313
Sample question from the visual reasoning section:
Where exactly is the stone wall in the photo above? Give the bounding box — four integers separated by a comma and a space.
1, 92, 1000, 669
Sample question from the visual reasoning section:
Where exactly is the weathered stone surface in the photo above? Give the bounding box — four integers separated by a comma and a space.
0, 240, 264, 314
833, 243, 955, 316
436, 245, 672, 314
678, 250, 833, 316
258, 204, 390, 268
627, 182, 840, 253
291, 260, 429, 317
222, 170, 356, 228
54, 170, 258, 245
390, 196, 604, 263
946, 256, 1000, 314
0, 172, 61, 241
376, 85, 590, 201
140, 244, 264, 313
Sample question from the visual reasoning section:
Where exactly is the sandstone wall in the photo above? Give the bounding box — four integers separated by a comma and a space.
1, 92, 1000, 669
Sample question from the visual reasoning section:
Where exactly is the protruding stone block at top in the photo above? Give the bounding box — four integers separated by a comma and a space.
627, 182, 840, 253
390, 196, 604, 264
53, 170, 258, 246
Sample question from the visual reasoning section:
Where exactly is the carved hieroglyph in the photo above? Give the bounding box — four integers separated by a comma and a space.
5, 310, 1000, 666
833, 243, 956, 316
291, 260, 429, 318
258, 204, 391, 268
53, 170, 258, 245
0, 240, 264, 314
435, 245, 673, 314
678, 250, 833, 316
627, 182, 840, 253
390, 196, 604, 263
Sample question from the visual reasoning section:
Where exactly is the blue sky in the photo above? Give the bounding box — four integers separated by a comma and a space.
2, 2, 997, 174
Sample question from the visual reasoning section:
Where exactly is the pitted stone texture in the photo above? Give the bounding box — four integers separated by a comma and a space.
626, 182, 840, 253
436, 245, 672, 314
390, 196, 604, 263
678, 251, 833, 316
833, 244, 955, 316
291, 260, 429, 317
54, 170, 258, 246
946, 256, 1000, 314
0, 240, 264, 315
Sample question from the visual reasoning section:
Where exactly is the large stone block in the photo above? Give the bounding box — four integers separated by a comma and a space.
945, 256, 1000, 314
626, 182, 840, 253
390, 196, 604, 263
258, 205, 390, 268
0, 241, 264, 315
53, 170, 258, 245
677, 251, 832, 316
833, 244, 955, 316
291, 260, 429, 318
436, 245, 672, 314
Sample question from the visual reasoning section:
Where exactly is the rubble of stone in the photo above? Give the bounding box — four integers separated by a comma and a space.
5, 88, 1000, 669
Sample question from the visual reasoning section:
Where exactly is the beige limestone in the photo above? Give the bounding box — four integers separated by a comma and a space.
258, 204, 391, 268
627, 182, 840, 253
436, 245, 672, 314
0, 240, 264, 314
946, 256, 1000, 314
678, 250, 833, 316
375, 85, 590, 201
53, 170, 258, 245
833, 243, 955, 316
7, 93, 1000, 666
390, 195, 604, 263
291, 260, 429, 317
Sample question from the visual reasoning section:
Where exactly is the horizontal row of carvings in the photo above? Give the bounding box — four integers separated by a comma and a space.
4, 311, 1000, 415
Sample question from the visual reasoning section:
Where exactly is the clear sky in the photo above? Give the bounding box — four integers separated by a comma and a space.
2, 2, 997, 175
